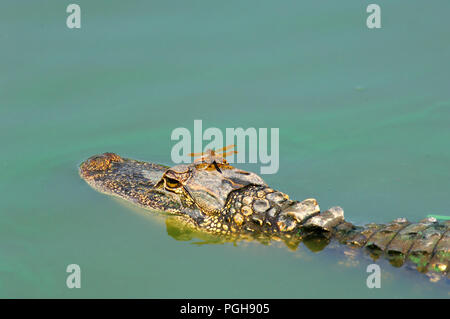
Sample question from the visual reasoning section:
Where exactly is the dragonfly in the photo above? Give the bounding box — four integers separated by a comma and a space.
188, 144, 238, 173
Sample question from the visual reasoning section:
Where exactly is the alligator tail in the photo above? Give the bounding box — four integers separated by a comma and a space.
333, 217, 449, 276
289, 203, 450, 277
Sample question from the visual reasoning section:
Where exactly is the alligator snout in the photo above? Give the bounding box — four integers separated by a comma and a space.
79, 152, 123, 179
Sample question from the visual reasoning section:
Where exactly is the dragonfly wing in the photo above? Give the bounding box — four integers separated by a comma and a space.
215, 144, 236, 153
221, 150, 238, 157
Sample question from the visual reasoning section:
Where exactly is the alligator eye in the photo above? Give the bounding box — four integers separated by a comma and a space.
165, 177, 181, 189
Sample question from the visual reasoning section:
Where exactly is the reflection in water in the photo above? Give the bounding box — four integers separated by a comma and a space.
165, 216, 331, 252
164, 216, 450, 285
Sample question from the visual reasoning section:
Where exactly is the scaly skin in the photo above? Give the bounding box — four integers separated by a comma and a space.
79, 153, 449, 279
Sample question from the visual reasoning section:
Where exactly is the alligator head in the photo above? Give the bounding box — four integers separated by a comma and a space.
79, 152, 320, 236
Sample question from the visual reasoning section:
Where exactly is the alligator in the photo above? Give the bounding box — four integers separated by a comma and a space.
79, 152, 449, 280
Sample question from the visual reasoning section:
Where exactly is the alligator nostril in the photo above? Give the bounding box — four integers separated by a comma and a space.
80, 153, 123, 178
103, 152, 123, 163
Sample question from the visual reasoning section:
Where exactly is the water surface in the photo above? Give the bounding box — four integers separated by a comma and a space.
1, 0, 449, 298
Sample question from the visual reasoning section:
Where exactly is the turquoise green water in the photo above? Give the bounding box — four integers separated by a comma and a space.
1, 1, 449, 298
